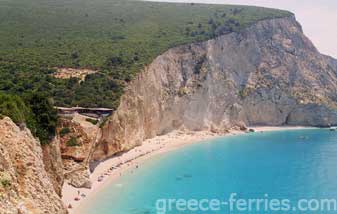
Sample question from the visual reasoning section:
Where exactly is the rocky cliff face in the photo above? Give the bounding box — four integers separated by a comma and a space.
58, 114, 100, 188
94, 15, 337, 160
42, 137, 64, 197
0, 117, 67, 214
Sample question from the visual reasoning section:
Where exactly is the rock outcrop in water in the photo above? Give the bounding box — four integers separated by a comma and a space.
0, 117, 67, 214
94, 15, 337, 160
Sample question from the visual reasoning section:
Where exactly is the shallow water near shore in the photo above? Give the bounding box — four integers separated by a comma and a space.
80, 129, 337, 214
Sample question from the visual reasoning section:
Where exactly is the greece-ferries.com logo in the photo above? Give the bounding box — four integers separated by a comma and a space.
155, 193, 337, 213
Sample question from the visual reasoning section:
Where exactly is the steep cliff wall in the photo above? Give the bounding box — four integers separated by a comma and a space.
94, 16, 337, 160
42, 137, 64, 197
0, 117, 67, 214
58, 114, 100, 188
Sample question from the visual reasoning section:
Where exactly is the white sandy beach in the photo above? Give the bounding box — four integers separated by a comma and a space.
62, 126, 315, 213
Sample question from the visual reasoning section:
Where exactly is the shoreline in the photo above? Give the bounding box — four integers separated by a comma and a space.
62, 126, 316, 213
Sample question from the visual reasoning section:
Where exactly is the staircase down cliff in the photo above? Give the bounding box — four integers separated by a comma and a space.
0, 117, 67, 214
93, 15, 337, 160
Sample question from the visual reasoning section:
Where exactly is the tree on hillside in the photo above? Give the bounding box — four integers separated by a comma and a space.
24, 92, 58, 144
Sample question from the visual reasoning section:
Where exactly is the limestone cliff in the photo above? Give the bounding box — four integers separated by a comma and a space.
0, 117, 67, 214
58, 114, 100, 188
94, 15, 337, 160
42, 137, 64, 197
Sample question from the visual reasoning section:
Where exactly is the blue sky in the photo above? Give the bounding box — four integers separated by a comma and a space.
148, 0, 337, 58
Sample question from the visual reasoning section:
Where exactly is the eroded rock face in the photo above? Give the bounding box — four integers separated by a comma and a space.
42, 136, 64, 197
94, 16, 337, 160
0, 117, 67, 214
58, 114, 100, 188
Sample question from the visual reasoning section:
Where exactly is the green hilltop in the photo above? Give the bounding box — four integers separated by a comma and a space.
0, 0, 292, 110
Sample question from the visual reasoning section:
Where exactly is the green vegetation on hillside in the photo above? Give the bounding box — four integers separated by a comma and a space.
60, 127, 71, 137
0, 92, 57, 144
0, 93, 31, 125
66, 137, 79, 147
0, 0, 291, 110
86, 118, 99, 125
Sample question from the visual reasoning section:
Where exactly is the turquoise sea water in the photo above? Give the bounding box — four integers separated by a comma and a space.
82, 129, 337, 214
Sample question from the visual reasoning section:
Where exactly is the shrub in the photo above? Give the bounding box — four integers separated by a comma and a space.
24, 93, 58, 144
59, 127, 71, 137
178, 87, 188, 97
238, 86, 254, 99
99, 117, 109, 128
194, 55, 207, 74
66, 137, 79, 147
1, 179, 11, 188
0, 173, 11, 189
86, 118, 98, 125
0, 93, 30, 124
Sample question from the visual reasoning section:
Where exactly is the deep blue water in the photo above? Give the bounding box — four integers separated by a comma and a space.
82, 129, 337, 214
